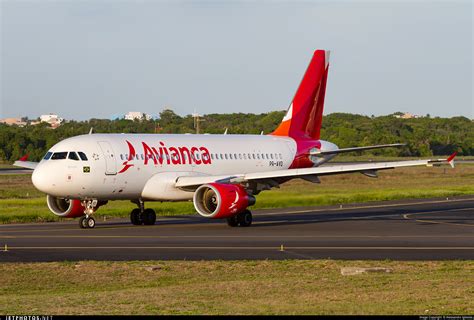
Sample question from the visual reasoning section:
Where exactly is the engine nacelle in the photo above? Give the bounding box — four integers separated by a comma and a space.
46, 195, 84, 218
193, 183, 255, 219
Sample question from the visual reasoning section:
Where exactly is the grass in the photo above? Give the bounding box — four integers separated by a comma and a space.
0, 162, 16, 169
0, 260, 472, 315
0, 164, 473, 223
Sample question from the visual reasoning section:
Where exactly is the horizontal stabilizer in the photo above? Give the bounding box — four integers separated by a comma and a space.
310, 143, 406, 156
13, 160, 37, 170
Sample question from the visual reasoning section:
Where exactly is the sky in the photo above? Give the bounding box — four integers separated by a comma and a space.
0, 0, 472, 120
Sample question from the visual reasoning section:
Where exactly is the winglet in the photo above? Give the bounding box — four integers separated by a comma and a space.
447, 152, 457, 168
18, 154, 29, 161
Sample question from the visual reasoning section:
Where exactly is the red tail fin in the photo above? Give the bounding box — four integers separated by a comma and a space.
272, 50, 330, 140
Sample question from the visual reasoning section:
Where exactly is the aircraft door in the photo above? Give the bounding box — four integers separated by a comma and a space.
97, 141, 117, 175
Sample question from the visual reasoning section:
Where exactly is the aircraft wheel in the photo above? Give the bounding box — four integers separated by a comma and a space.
143, 208, 156, 225
238, 210, 252, 227
226, 215, 239, 227
86, 217, 96, 228
130, 208, 142, 225
79, 216, 88, 229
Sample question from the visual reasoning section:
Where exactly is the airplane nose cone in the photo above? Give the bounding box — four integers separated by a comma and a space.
32, 166, 52, 194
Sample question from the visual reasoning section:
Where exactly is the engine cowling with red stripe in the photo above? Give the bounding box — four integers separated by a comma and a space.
193, 183, 255, 219
46, 195, 85, 218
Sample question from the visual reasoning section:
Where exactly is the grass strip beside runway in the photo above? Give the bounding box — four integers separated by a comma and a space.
0, 260, 472, 315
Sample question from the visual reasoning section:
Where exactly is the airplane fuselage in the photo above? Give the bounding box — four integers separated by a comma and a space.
32, 134, 338, 201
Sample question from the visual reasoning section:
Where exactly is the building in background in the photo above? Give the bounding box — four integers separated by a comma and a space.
0, 117, 27, 127
124, 111, 152, 121
36, 114, 64, 128
393, 112, 421, 119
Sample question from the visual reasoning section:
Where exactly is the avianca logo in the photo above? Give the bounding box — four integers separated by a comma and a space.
229, 191, 240, 213
118, 141, 136, 173
118, 140, 212, 173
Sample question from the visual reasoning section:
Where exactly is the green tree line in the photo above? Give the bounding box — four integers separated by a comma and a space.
0, 110, 472, 162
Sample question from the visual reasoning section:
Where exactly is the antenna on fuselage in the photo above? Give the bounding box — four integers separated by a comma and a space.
89, 127, 94, 135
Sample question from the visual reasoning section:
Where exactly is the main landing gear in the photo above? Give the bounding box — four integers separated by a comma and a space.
226, 209, 253, 227
130, 199, 156, 226
79, 199, 98, 229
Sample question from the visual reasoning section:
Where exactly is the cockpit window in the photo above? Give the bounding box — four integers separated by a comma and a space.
68, 152, 80, 161
78, 152, 88, 161
43, 152, 53, 160
51, 152, 68, 160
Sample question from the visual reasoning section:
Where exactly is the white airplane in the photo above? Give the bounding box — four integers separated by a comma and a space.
14, 50, 456, 228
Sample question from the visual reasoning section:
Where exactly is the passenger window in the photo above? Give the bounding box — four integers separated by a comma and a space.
225, 154, 228, 160
270, 154, 273, 159
220, 154, 223, 159
78, 152, 88, 161
234, 153, 237, 159
229, 154, 233, 159
252, 154, 255, 159
243, 154, 247, 160
68, 152, 80, 161
257, 154, 260, 159
51, 152, 68, 160
279, 154, 282, 159
239, 154, 242, 160
43, 152, 53, 160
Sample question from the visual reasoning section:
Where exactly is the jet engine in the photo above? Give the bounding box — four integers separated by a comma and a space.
193, 183, 255, 219
46, 195, 85, 218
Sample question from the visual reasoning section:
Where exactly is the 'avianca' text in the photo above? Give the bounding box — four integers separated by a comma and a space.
142, 142, 211, 165
119, 140, 212, 174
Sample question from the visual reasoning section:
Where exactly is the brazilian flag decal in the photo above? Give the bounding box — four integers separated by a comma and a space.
83, 166, 90, 173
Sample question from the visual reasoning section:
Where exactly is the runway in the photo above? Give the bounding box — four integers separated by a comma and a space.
0, 196, 473, 262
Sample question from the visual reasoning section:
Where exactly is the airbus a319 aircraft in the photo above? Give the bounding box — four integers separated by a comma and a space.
14, 50, 456, 228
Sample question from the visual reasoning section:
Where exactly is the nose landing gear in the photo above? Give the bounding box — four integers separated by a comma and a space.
79, 199, 98, 229
79, 216, 96, 229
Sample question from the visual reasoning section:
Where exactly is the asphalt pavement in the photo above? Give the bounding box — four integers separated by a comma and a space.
1, 196, 473, 262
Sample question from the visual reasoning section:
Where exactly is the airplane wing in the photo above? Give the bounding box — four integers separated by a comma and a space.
175, 153, 456, 190
310, 143, 405, 156
13, 160, 38, 170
